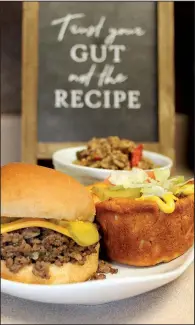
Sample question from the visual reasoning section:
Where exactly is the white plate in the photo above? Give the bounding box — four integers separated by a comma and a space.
52, 146, 173, 185
1, 246, 193, 305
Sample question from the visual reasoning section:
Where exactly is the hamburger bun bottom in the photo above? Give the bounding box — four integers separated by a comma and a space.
1, 244, 99, 285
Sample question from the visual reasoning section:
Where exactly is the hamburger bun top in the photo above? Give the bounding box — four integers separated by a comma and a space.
1, 163, 95, 222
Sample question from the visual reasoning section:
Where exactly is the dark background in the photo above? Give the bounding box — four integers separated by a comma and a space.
174, 3, 194, 169
1, 2, 194, 168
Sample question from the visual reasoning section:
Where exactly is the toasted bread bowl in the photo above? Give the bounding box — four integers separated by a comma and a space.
91, 169, 194, 267
95, 195, 194, 266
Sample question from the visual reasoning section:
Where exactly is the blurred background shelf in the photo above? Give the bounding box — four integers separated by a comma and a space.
1, 113, 193, 178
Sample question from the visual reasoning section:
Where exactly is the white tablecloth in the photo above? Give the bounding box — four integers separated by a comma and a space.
1, 263, 194, 324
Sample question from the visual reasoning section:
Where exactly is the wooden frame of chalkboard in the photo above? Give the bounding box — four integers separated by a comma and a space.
22, 2, 175, 164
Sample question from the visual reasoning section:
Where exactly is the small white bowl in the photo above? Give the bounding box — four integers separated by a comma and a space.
52, 146, 173, 186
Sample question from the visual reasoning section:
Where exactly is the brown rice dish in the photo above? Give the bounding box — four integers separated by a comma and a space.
74, 136, 154, 170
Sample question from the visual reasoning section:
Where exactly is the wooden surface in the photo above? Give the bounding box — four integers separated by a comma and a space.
158, 2, 175, 161
21, 2, 175, 163
21, 2, 39, 163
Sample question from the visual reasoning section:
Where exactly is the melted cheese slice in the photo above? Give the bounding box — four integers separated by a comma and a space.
1, 218, 99, 247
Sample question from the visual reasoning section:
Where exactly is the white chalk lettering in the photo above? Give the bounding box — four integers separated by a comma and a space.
103, 90, 111, 108
54, 89, 141, 109
52, 13, 144, 111
90, 44, 107, 63
51, 13, 85, 42
70, 16, 106, 38
54, 89, 68, 108
70, 44, 125, 64
98, 65, 128, 87
105, 27, 146, 45
109, 45, 126, 63
113, 91, 127, 109
70, 90, 84, 108
70, 44, 88, 63
85, 90, 101, 109
68, 64, 96, 87
128, 90, 141, 109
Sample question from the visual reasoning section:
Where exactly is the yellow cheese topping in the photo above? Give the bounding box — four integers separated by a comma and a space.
91, 183, 194, 214
135, 183, 193, 214
136, 193, 178, 214
1, 218, 99, 247
175, 184, 194, 196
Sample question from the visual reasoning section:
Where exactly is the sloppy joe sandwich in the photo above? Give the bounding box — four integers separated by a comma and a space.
90, 168, 194, 266
1, 163, 100, 284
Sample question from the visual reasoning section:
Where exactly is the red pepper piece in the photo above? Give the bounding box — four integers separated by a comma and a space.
146, 171, 155, 180
93, 156, 101, 161
131, 144, 143, 167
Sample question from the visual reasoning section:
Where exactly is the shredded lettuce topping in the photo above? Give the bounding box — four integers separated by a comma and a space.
108, 168, 193, 198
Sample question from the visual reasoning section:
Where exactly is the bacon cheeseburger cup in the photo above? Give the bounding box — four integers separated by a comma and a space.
1, 163, 100, 284
90, 168, 194, 267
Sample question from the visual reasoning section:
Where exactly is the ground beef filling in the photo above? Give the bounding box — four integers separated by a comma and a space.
90, 260, 118, 280
75, 136, 154, 170
1, 227, 97, 279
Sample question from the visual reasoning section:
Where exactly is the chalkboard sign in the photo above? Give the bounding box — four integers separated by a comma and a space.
22, 2, 175, 163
